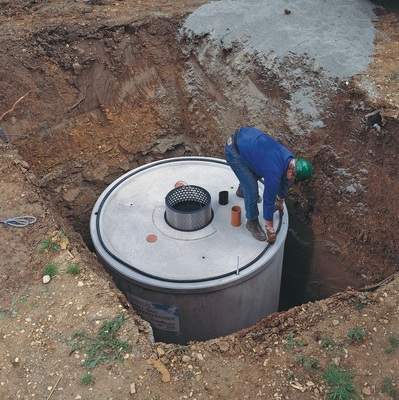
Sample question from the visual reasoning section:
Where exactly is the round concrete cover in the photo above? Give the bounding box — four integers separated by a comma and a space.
92, 157, 288, 284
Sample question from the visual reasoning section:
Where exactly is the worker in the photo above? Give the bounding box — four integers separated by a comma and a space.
224, 127, 312, 244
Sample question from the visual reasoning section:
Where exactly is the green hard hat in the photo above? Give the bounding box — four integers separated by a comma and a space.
295, 158, 312, 182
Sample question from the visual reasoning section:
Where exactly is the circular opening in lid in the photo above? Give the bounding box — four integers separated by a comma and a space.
165, 185, 213, 231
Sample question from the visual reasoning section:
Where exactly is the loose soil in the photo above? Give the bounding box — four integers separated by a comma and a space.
1, 1, 399, 399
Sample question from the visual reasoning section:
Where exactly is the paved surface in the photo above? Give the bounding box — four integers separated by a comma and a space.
182, 0, 378, 79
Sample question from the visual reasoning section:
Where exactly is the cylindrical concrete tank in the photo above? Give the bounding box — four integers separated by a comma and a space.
90, 157, 288, 344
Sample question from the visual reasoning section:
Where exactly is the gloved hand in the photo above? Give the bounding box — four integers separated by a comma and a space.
274, 196, 284, 216
266, 226, 276, 245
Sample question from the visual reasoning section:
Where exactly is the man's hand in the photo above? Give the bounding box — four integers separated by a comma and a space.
274, 196, 284, 216
266, 226, 276, 245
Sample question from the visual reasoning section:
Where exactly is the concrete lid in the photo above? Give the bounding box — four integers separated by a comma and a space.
90, 157, 288, 289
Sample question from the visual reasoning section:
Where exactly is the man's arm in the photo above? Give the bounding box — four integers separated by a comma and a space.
264, 220, 276, 244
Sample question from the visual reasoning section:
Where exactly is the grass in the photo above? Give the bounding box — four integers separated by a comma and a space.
38, 238, 61, 253
321, 337, 335, 350
381, 377, 397, 399
347, 328, 365, 344
0, 293, 30, 319
285, 332, 305, 350
295, 352, 320, 374
303, 357, 320, 374
387, 71, 399, 83
80, 373, 95, 386
353, 298, 368, 310
182, 371, 196, 381
385, 333, 399, 354
323, 364, 361, 400
68, 312, 132, 369
38, 230, 69, 253
320, 337, 346, 356
42, 261, 81, 277
286, 372, 295, 383
66, 262, 81, 275
42, 263, 59, 277
0, 305, 18, 319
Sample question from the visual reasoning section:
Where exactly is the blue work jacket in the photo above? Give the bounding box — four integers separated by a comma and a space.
236, 127, 294, 221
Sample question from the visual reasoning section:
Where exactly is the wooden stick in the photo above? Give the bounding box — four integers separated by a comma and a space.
46, 376, 62, 400
68, 94, 86, 111
358, 272, 398, 292
0, 92, 30, 122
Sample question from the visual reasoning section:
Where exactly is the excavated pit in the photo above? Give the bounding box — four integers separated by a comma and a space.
2, 14, 399, 315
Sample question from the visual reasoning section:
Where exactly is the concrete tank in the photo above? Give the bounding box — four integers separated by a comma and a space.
90, 157, 288, 343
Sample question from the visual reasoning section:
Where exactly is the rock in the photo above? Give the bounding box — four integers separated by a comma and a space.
362, 387, 372, 396
193, 352, 204, 361
43, 275, 51, 284
290, 381, 306, 392
332, 319, 340, 326
156, 347, 165, 357
332, 357, 340, 366
72, 63, 83, 74
218, 341, 230, 352
160, 356, 170, 365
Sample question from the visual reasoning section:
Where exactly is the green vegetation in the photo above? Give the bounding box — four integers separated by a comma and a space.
39, 237, 61, 253
385, 333, 399, 355
303, 357, 320, 374
80, 373, 95, 386
38, 230, 69, 253
353, 298, 368, 310
68, 312, 132, 369
320, 337, 335, 347
42, 263, 59, 277
286, 371, 295, 383
381, 377, 397, 399
295, 352, 320, 374
323, 364, 361, 400
387, 71, 399, 84
320, 337, 345, 356
347, 328, 365, 344
285, 332, 305, 350
66, 262, 81, 275
0, 304, 18, 319
0, 293, 29, 319
321, 337, 335, 350
182, 371, 196, 381
38, 238, 61, 253
42, 261, 81, 278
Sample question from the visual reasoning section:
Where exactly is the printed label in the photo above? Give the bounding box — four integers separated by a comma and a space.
127, 294, 180, 332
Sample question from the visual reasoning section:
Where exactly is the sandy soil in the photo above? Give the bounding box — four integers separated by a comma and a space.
1, 0, 399, 399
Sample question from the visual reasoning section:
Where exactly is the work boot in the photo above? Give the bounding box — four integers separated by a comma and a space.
246, 220, 267, 241
236, 187, 262, 203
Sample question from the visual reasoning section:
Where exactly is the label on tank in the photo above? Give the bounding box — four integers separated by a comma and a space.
127, 294, 180, 332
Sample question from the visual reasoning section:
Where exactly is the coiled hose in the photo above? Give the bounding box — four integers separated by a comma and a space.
1, 216, 37, 228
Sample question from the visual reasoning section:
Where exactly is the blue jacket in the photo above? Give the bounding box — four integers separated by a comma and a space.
236, 127, 294, 221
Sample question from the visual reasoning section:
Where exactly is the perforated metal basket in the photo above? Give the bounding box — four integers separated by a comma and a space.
165, 185, 212, 231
